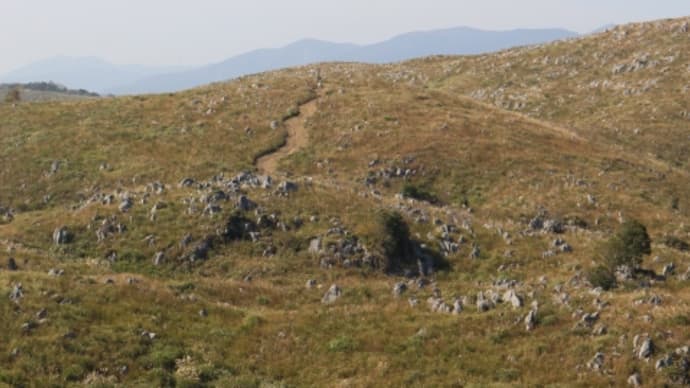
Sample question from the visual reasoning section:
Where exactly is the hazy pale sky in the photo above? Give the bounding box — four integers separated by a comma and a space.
1, 0, 688, 73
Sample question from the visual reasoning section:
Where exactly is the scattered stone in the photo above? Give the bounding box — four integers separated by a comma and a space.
503, 289, 523, 308
49, 160, 60, 175
469, 244, 480, 259
656, 354, 674, 371
153, 251, 165, 266
7, 257, 18, 271
525, 308, 538, 331
48, 268, 65, 277
179, 178, 195, 188
236, 195, 257, 211
408, 296, 419, 307
427, 297, 452, 313
587, 352, 605, 371
118, 197, 133, 213
198, 309, 208, 318
53, 226, 72, 245
649, 295, 662, 306
305, 279, 317, 289
452, 298, 463, 314
663, 262, 676, 277
277, 181, 298, 195
308, 238, 322, 255
392, 282, 407, 297
581, 312, 600, 327
9, 283, 23, 301
21, 321, 36, 333
141, 330, 157, 340
627, 372, 642, 387
638, 338, 654, 359
189, 238, 213, 262
322, 284, 342, 304
36, 308, 47, 320
476, 291, 492, 312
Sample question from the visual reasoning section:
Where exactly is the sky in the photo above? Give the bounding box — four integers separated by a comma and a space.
1, 0, 689, 74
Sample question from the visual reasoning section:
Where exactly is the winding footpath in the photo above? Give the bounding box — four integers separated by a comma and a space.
256, 98, 319, 175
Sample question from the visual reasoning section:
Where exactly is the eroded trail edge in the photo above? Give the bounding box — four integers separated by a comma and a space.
256, 98, 319, 175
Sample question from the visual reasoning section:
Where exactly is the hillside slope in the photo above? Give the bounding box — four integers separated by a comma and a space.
0, 17, 689, 387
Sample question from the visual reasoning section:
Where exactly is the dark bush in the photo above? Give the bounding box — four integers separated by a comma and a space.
400, 184, 438, 204
379, 211, 413, 271
587, 265, 616, 290
603, 220, 651, 270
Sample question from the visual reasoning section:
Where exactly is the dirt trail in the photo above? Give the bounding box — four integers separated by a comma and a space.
256, 98, 318, 175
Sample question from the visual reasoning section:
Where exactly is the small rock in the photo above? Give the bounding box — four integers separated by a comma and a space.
178, 177, 195, 188
452, 298, 463, 314
153, 251, 165, 266
656, 354, 674, 371
525, 309, 538, 331
36, 308, 47, 320
48, 268, 65, 276
198, 308, 208, 317
7, 257, 18, 271
49, 160, 60, 175
236, 195, 257, 211
9, 283, 23, 301
321, 284, 342, 304
587, 352, 605, 371
21, 321, 36, 333
638, 338, 654, 359
627, 372, 642, 387
305, 279, 317, 289
141, 331, 156, 340
53, 226, 72, 245
308, 238, 322, 255
118, 198, 133, 213
277, 181, 298, 194
408, 296, 419, 307
469, 244, 480, 259
663, 263, 676, 277
476, 292, 491, 312
392, 282, 407, 297
503, 289, 523, 308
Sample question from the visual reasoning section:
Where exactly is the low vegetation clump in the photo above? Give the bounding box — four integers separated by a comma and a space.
377, 210, 414, 271
400, 183, 438, 204
602, 219, 652, 271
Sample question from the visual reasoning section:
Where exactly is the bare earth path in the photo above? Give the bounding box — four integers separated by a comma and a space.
256, 98, 319, 175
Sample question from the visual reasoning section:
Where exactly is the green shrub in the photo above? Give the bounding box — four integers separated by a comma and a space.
603, 220, 651, 270
586, 265, 616, 290
400, 183, 438, 203
327, 335, 357, 353
379, 211, 413, 271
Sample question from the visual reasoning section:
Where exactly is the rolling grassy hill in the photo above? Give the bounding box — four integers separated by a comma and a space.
0, 16, 689, 387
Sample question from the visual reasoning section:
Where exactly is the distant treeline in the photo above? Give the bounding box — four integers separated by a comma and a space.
0, 81, 99, 97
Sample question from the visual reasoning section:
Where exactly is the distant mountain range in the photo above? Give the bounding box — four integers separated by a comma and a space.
1, 26, 582, 95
